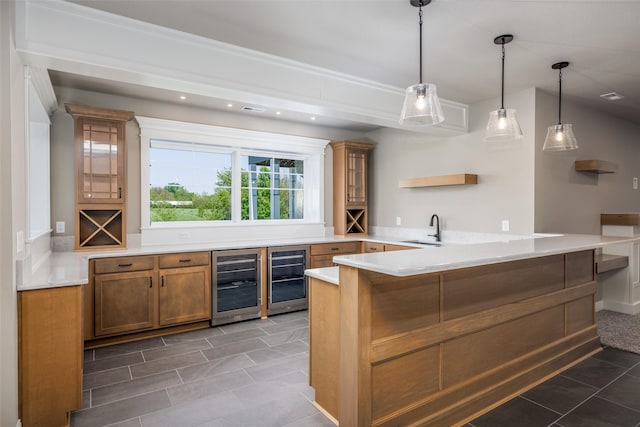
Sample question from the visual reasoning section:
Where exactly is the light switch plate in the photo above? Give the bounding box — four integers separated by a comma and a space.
633, 177, 638, 190
56, 221, 65, 233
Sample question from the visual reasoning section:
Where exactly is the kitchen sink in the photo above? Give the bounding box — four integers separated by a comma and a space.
401, 240, 442, 247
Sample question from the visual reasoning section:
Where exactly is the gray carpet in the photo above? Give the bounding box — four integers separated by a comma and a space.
596, 309, 640, 354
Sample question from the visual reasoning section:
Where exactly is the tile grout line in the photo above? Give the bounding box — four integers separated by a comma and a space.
595, 394, 640, 415
553, 366, 636, 426
517, 395, 564, 417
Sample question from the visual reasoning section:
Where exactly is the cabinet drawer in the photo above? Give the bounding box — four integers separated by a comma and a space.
159, 252, 210, 269
384, 244, 413, 252
362, 242, 385, 253
93, 256, 155, 274
310, 242, 360, 256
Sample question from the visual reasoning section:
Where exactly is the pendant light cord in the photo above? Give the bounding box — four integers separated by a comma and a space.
500, 42, 505, 110
418, 4, 423, 84
558, 68, 562, 125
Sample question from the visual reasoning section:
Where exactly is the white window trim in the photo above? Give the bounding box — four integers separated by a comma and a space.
138, 116, 329, 246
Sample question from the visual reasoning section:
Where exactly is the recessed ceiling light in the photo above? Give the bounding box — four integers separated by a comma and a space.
276, 111, 281, 115
600, 92, 624, 101
227, 103, 233, 108
311, 116, 316, 121
179, 95, 186, 100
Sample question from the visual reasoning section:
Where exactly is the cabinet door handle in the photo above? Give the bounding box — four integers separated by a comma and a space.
149, 277, 152, 288
179, 259, 192, 263
118, 263, 133, 267
118, 187, 122, 199
161, 276, 165, 287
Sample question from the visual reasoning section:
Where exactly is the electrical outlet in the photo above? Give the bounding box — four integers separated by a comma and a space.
56, 221, 65, 233
501, 220, 510, 232
634, 177, 638, 190
396, 216, 402, 226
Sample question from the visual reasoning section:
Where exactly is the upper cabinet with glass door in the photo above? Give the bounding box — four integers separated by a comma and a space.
66, 104, 134, 250
330, 140, 374, 236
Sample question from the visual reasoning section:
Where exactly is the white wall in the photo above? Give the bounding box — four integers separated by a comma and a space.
366, 88, 537, 235
0, 0, 23, 424
534, 89, 640, 234
50, 86, 366, 237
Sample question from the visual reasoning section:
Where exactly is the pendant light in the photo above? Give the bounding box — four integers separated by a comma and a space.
399, 0, 444, 126
542, 61, 578, 151
485, 34, 523, 142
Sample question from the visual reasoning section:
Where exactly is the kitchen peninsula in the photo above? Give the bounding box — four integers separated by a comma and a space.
307, 234, 635, 427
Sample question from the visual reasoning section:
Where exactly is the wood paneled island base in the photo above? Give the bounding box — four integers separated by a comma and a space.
309, 250, 601, 427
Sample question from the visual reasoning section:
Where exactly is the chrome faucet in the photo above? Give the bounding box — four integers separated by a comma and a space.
429, 214, 441, 242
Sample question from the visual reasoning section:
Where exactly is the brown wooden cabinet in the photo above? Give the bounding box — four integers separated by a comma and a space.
330, 140, 374, 236
94, 269, 156, 337
90, 252, 211, 339
158, 252, 211, 326
309, 241, 360, 268
66, 104, 134, 250
18, 285, 83, 427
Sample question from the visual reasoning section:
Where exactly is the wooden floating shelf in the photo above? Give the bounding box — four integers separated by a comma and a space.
399, 173, 478, 188
595, 254, 629, 274
601, 213, 640, 226
575, 160, 618, 174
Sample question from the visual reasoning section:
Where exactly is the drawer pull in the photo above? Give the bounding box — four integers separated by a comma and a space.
370, 247, 378, 251
179, 259, 192, 263
118, 263, 133, 267
331, 247, 340, 251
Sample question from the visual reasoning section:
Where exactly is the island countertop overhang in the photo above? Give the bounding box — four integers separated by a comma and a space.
332, 234, 638, 277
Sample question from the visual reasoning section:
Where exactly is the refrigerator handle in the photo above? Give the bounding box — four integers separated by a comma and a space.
257, 253, 263, 305
267, 253, 273, 305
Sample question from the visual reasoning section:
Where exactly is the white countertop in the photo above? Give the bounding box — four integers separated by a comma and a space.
333, 234, 638, 277
305, 266, 339, 285
19, 235, 364, 291
20, 233, 639, 291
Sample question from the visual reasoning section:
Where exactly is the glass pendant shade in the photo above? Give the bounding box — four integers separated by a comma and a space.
542, 61, 578, 152
485, 108, 523, 142
542, 123, 578, 151
400, 83, 444, 126
484, 34, 522, 142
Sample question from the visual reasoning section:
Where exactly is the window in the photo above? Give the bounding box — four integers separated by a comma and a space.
242, 156, 304, 220
138, 117, 327, 236
150, 142, 232, 222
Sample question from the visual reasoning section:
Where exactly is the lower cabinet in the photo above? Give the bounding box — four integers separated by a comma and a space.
309, 241, 360, 268
159, 265, 211, 326
94, 270, 155, 336
91, 252, 211, 338
18, 285, 83, 427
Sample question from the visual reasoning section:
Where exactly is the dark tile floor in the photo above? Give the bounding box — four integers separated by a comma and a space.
468, 347, 640, 427
72, 311, 640, 427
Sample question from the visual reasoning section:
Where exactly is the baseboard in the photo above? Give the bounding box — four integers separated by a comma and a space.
600, 300, 640, 315
595, 300, 604, 312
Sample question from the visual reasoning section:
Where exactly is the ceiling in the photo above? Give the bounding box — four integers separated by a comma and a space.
58, 0, 640, 128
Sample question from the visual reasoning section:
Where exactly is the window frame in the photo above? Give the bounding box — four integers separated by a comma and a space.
138, 116, 328, 234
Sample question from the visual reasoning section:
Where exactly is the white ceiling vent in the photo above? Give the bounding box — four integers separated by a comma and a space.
241, 106, 266, 113
600, 92, 624, 101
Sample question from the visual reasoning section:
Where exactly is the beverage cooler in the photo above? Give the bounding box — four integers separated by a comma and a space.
267, 245, 309, 315
211, 248, 262, 326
